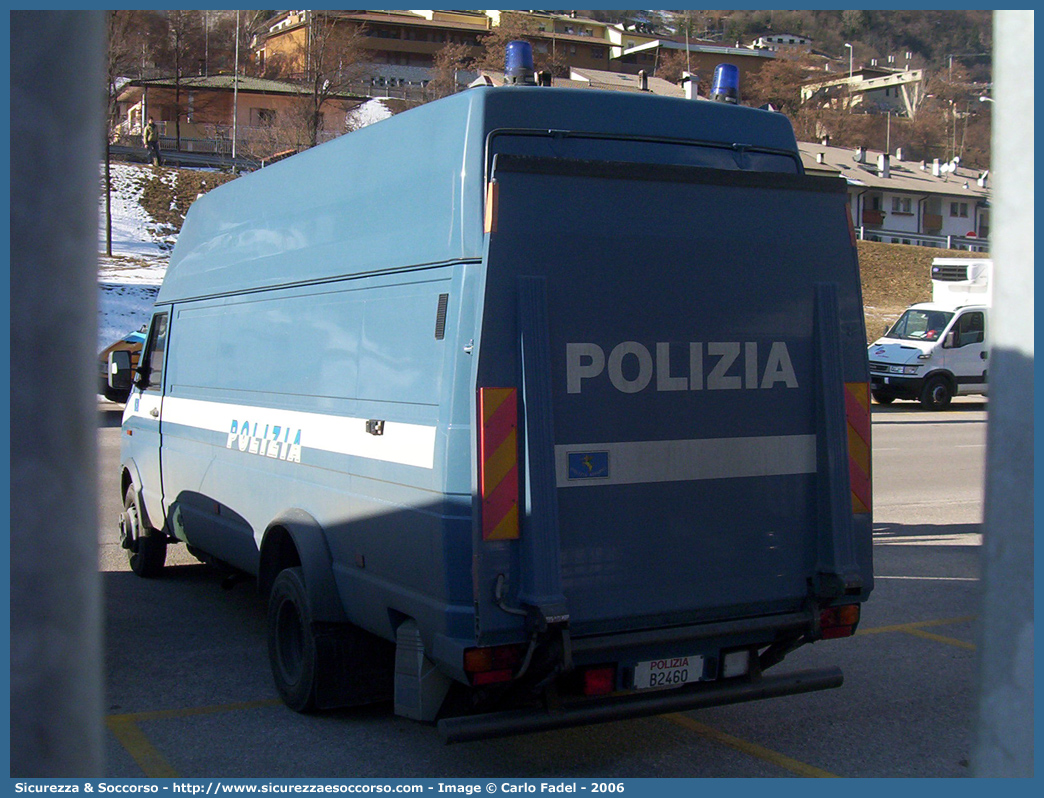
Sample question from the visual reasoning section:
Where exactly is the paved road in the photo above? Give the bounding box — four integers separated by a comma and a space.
97, 398, 986, 778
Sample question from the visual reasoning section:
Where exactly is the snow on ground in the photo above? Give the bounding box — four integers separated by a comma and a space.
97, 283, 158, 349
99, 161, 173, 267
97, 162, 169, 351
346, 98, 394, 130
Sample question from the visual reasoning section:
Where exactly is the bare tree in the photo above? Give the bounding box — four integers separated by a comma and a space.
540, 43, 570, 79
655, 49, 690, 85
104, 10, 151, 256
206, 10, 272, 75
475, 13, 540, 73
672, 9, 699, 41
476, 14, 578, 79
901, 102, 949, 162
237, 107, 314, 161
744, 51, 818, 112
163, 10, 206, 152
428, 42, 473, 100
282, 12, 369, 148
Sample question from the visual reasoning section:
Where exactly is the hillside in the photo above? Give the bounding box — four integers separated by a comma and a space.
98, 163, 239, 348
857, 239, 989, 340
128, 165, 239, 241
643, 10, 993, 80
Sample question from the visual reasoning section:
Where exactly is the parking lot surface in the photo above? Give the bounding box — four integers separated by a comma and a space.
98, 398, 986, 778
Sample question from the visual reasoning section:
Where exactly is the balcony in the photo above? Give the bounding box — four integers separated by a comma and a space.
923, 213, 943, 232
861, 209, 885, 226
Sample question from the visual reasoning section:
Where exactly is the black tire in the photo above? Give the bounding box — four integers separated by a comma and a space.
871, 391, 895, 405
268, 567, 319, 712
920, 375, 953, 410
122, 486, 166, 577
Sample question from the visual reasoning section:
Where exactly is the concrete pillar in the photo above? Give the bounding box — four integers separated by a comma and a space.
10, 11, 106, 776
972, 9, 1034, 777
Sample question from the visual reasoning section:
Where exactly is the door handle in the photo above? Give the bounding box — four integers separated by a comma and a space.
150, 408, 160, 418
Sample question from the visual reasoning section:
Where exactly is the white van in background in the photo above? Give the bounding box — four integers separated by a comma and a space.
868, 258, 991, 409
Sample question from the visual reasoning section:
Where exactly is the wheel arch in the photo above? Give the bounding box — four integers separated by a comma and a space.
259, 509, 348, 624
120, 460, 155, 529
923, 369, 958, 393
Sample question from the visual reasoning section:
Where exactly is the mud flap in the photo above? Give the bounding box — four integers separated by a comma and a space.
394, 620, 452, 721
313, 623, 395, 711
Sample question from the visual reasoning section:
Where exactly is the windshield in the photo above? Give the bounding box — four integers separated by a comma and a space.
885, 309, 954, 342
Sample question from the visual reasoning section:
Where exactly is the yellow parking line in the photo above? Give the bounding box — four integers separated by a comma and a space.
901, 628, 976, 650
856, 615, 975, 635
107, 698, 282, 777
856, 618, 977, 647
665, 714, 840, 778
111, 697, 282, 724
106, 715, 179, 778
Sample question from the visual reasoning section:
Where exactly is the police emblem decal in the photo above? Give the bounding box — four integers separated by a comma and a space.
567, 451, 609, 480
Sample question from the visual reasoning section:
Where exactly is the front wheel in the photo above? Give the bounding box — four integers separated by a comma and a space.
122, 486, 166, 577
920, 375, 953, 410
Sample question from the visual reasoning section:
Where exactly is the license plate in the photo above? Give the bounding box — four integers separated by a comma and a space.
632, 655, 703, 690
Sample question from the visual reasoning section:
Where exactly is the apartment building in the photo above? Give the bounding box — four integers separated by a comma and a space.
254, 10, 777, 87
801, 141, 990, 250
487, 10, 616, 72
801, 67, 927, 118
255, 10, 490, 86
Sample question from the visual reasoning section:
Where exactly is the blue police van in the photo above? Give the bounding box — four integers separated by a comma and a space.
110, 52, 873, 742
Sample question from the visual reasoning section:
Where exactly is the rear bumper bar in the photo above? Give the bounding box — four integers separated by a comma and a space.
438, 666, 843, 744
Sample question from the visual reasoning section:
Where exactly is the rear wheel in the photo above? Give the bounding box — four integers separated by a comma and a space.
920, 375, 953, 410
122, 486, 166, 577
268, 567, 319, 712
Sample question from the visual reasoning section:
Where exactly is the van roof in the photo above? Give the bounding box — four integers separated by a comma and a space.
909, 302, 989, 312
159, 87, 800, 303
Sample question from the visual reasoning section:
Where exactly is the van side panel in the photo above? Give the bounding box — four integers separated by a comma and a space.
158, 266, 477, 635
158, 96, 488, 304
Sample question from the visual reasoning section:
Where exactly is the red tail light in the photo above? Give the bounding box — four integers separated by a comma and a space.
820, 604, 860, 639
582, 666, 616, 696
464, 643, 525, 685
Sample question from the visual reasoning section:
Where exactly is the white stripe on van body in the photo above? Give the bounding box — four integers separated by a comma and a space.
159, 396, 437, 470
555, 434, 816, 488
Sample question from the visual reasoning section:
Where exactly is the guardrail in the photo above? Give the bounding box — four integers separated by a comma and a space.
855, 226, 989, 253
108, 144, 259, 172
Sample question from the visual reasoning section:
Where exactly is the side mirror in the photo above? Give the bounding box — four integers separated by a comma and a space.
108, 350, 133, 391
944, 331, 956, 348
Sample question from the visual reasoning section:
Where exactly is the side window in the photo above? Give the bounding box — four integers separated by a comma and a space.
140, 313, 169, 391
955, 312, 985, 347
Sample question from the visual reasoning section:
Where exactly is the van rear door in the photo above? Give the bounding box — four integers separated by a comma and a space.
474, 153, 870, 641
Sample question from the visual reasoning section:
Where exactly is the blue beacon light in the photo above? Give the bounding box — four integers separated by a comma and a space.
710, 63, 740, 104
505, 40, 536, 85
